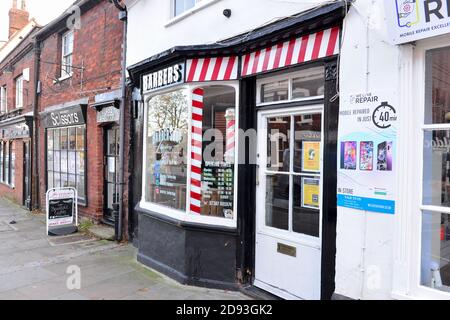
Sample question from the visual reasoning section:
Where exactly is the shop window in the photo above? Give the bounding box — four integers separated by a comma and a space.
61, 30, 74, 78
10, 142, 15, 188
422, 47, 450, 293
0, 142, 3, 182
258, 67, 325, 105
47, 126, 86, 203
0, 86, 7, 114
15, 76, 23, 109
145, 89, 189, 212
143, 85, 237, 225
0, 141, 13, 186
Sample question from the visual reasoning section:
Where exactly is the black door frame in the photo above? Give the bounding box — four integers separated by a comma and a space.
103, 124, 120, 225
237, 58, 339, 300
23, 140, 32, 210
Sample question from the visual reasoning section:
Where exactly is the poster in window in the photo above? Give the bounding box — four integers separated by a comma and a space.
202, 161, 234, 219
302, 141, 320, 172
302, 178, 320, 210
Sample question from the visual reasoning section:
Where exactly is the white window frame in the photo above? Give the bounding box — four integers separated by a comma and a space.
166, 0, 221, 26
140, 82, 240, 228
15, 76, 23, 109
61, 30, 74, 79
256, 67, 325, 107
0, 86, 7, 114
393, 34, 450, 300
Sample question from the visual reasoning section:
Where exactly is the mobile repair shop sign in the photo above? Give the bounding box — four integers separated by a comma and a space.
386, 0, 450, 44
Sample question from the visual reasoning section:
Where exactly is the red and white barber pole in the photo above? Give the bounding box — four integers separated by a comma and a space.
225, 108, 236, 164
190, 88, 204, 215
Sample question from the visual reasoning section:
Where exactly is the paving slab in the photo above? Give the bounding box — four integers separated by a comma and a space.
0, 198, 250, 300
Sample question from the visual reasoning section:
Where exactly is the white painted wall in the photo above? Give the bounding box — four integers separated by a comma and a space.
336, 0, 400, 300
125, 0, 414, 300
124, 0, 328, 67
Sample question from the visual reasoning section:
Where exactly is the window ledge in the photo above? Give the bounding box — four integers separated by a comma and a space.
165, 0, 222, 28
53, 74, 73, 84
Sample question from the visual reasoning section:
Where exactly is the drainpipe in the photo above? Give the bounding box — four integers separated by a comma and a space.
112, 0, 127, 242
32, 39, 41, 210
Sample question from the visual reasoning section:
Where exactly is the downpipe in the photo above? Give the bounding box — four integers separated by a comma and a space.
112, 0, 127, 242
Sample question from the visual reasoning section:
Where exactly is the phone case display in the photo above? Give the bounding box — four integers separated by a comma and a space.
340, 141, 357, 170
377, 142, 393, 171
360, 141, 374, 171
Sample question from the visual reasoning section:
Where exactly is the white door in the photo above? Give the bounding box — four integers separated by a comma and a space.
255, 106, 323, 300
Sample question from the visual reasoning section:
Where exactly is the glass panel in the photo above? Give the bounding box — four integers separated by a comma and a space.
60, 128, 68, 150
68, 174, 76, 188
60, 151, 68, 173
198, 86, 236, 219
266, 174, 289, 230
261, 80, 289, 103
425, 47, 450, 124
77, 151, 85, 175
68, 151, 76, 174
47, 130, 54, 150
76, 127, 85, 150
293, 176, 320, 237
54, 172, 61, 188
145, 89, 188, 211
54, 151, 60, 172
48, 171, 54, 189
47, 151, 54, 172
77, 175, 85, 200
267, 116, 291, 172
175, 0, 195, 16
423, 130, 450, 207
54, 129, 61, 150
294, 114, 322, 173
421, 211, 450, 292
69, 127, 76, 150
292, 67, 325, 99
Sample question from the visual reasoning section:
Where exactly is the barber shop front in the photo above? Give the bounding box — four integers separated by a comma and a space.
128, 4, 345, 300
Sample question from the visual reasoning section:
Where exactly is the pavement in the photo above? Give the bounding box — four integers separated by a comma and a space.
0, 198, 250, 300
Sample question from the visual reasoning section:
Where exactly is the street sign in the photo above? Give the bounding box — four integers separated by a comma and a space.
46, 187, 78, 236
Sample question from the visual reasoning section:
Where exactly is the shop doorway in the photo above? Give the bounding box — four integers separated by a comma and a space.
255, 106, 323, 300
23, 141, 31, 210
104, 126, 120, 223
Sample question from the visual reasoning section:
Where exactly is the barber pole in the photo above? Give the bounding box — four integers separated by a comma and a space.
225, 109, 236, 164
190, 88, 204, 215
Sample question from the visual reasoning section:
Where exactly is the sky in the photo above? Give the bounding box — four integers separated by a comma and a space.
0, 0, 76, 41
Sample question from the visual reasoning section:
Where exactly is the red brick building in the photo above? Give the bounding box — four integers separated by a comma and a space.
0, 1, 40, 209
35, 0, 129, 231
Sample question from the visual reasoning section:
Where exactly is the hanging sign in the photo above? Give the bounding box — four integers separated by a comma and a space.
142, 63, 185, 93
386, 0, 450, 44
97, 106, 120, 123
46, 188, 78, 236
337, 92, 398, 214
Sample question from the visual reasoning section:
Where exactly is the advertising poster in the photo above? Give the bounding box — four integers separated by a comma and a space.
302, 141, 321, 172
337, 92, 398, 214
386, 0, 450, 44
302, 178, 320, 210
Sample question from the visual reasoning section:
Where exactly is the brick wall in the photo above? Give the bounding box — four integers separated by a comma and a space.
37, 0, 125, 221
0, 28, 38, 207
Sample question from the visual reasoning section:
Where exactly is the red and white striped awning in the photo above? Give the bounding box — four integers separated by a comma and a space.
241, 26, 340, 77
186, 56, 239, 82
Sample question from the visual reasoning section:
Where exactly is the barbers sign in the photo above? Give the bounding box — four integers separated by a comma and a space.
387, 0, 450, 44
142, 63, 184, 93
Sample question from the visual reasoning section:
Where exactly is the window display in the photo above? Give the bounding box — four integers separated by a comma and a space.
143, 85, 237, 223
47, 126, 86, 202
145, 89, 189, 211
422, 46, 450, 293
